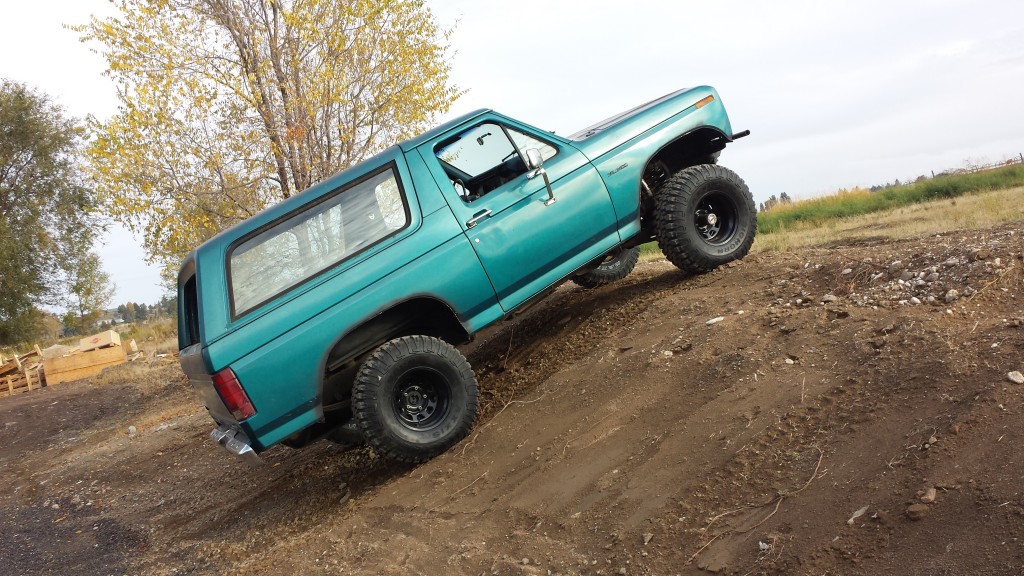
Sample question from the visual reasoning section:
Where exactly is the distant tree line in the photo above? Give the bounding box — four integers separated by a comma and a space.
114, 296, 177, 324
758, 192, 792, 213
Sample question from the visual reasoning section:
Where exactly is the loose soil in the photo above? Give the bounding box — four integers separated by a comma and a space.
2, 223, 1023, 576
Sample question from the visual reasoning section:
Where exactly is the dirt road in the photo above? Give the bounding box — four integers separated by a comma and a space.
2, 223, 1023, 575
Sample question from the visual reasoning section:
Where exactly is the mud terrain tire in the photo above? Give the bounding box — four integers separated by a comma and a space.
353, 335, 478, 463
572, 247, 641, 288
654, 164, 756, 273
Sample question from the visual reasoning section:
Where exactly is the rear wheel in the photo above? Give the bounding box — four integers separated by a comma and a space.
572, 247, 641, 288
353, 335, 478, 463
654, 164, 756, 273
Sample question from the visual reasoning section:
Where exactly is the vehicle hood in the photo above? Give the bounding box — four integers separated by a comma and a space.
568, 86, 731, 161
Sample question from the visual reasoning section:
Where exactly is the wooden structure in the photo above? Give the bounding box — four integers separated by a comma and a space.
42, 341, 128, 386
0, 345, 45, 397
0, 330, 134, 397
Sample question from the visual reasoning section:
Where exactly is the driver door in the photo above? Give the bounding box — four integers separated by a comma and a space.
424, 118, 620, 312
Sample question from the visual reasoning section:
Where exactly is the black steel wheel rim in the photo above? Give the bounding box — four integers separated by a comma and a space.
693, 190, 738, 245
393, 368, 451, 431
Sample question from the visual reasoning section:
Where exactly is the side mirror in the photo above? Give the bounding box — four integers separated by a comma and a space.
523, 149, 556, 206
525, 148, 543, 171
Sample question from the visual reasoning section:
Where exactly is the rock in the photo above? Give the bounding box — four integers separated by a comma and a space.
906, 503, 930, 520
785, 358, 795, 365
971, 248, 991, 261
899, 270, 914, 282
944, 289, 960, 303
910, 297, 922, 305
128, 425, 137, 436
643, 533, 654, 545
888, 260, 903, 273
706, 316, 725, 325
521, 558, 530, 565
822, 294, 838, 303
847, 505, 869, 525
943, 258, 958, 267
921, 487, 937, 503
841, 268, 853, 275
1008, 371, 1024, 385
925, 272, 940, 282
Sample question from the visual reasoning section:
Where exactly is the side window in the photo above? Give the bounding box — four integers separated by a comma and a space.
434, 123, 559, 202
507, 127, 558, 163
229, 167, 408, 316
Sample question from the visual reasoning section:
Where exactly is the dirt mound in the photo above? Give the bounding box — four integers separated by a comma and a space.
1, 223, 1022, 575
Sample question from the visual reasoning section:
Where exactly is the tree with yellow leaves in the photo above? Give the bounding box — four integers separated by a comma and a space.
77, 0, 461, 280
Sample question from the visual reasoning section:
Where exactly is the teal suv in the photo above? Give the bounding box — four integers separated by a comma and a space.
178, 86, 755, 463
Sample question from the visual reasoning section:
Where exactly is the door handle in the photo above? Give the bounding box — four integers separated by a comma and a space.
466, 209, 492, 229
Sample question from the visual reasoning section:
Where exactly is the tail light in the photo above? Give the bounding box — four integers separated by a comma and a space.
212, 368, 256, 420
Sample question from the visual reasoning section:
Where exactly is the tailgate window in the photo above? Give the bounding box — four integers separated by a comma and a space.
180, 273, 201, 347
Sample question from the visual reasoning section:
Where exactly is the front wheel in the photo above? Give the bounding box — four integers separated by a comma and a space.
353, 336, 479, 463
654, 164, 756, 273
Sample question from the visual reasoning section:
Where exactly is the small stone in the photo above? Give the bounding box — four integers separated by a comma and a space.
910, 297, 922, 305
921, 487, 937, 503
822, 294, 838, 303
888, 260, 903, 273
1008, 371, 1024, 385
643, 533, 654, 545
906, 503, 930, 520
944, 289, 960, 303
521, 558, 530, 565
899, 270, 914, 282
128, 425, 137, 436
706, 316, 725, 325
943, 258, 958, 267
785, 358, 795, 365
618, 569, 627, 576
847, 505, 869, 525
841, 268, 853, 275
925, 272, 940, 282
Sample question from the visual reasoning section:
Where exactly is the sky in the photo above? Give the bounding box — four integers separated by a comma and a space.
2, 0, 1024, 307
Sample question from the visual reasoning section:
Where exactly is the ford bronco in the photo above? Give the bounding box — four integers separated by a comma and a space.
178, 86, 755, 463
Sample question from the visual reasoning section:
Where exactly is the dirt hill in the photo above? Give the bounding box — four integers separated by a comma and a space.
1, 222, 1022, 575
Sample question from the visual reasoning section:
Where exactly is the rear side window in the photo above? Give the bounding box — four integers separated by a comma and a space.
228, 166, 408, 317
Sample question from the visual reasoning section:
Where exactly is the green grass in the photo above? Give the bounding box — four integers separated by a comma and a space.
758, 164, 1024, 234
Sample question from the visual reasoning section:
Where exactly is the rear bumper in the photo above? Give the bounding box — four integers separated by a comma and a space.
211, 424, 263, 465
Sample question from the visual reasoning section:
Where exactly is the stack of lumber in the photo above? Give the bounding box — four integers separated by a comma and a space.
42, 330, 129, 386
0, 345, 45, 398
